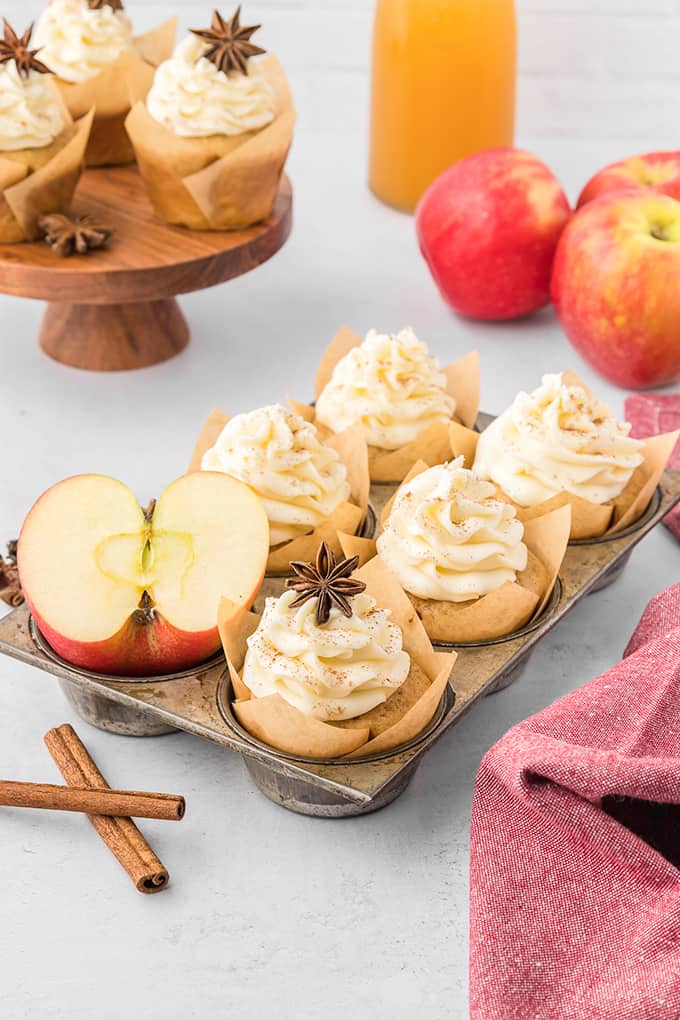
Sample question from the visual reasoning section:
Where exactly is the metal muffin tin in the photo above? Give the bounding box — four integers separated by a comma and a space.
1, 415, 678, 816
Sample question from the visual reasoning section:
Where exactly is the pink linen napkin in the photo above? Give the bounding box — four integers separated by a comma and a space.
625, 393, 680, 539
469, 583, 680, 1020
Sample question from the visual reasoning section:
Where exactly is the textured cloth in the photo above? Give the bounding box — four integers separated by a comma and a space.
469, 583, 680, 1020
625, 394, 680, 539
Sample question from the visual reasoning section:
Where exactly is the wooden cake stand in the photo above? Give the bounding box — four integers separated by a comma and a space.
0, 165, 293, 371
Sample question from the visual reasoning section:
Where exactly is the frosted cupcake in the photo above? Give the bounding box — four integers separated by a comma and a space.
220, 544, 456, 759
125, 7, 295, 230
0, 21, 92, 242
377, 459, 569, 643
473, 374, 648, 540
34, 0, 176, 166
302, 326, 480, 483
196, 404, 369, 573
202, 404, 351, 546
316, 327, 456, 450
244, 575, 410, 724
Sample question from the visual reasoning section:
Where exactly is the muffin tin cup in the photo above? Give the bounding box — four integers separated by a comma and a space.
570, 487, 662, 595
216, 673, 455, 817
57, 679, 178, 737
242, 754, 419, 817
29, 618, 224, 737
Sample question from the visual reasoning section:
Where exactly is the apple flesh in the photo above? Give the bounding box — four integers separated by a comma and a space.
416, 148, 571, 320
551, 192, 680, 389
578, 151, 680, 208
18, 472, 269, 677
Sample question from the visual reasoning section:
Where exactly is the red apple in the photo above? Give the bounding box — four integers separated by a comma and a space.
18, 472, 269, 677
551, 192, 680, 389
416, 148, 571, 320
578, 151, 680, 208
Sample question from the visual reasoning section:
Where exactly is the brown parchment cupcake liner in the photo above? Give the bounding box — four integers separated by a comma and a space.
54, 18, 177, 167
0, 107, 93, 243
189, 406, 370, 575
449, 413, 680, 542
341, 460, 571, 644
125, 54, 295, 230
218, 556, 456, 761
290, 325, 481, 483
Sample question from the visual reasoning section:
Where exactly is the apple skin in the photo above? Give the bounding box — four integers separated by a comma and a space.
578, 151, 680, 208
26, 597, 221, 678
551, 191, 680, 389
17, 471, 269, 678
415, 148, 571, 320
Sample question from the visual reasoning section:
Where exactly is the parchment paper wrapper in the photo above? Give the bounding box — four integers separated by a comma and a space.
125, 54, 295, 230
291, 326, 480, 484
450, 388, 680, 541
0, 107, 93, 243
189, 407, 370, 575
53, 19, 177, 167
218, 556, 456, 760
377, 460, 571, 644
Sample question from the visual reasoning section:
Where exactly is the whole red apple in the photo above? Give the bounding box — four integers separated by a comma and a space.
578, 151, 680, 207
551, 192, 680, 389
18, 472, 270, 676
416, 148, 571, 320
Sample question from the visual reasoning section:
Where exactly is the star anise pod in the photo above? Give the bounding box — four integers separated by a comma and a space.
38, 214, 113, 258
0, 21, 51, 78
0, 539, 23, 608
285, 542, 367, 626
190, 6, 266, 76
88, 0, 125, 9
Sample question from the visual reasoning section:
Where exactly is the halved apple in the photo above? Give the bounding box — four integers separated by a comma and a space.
18, 472, 269, 677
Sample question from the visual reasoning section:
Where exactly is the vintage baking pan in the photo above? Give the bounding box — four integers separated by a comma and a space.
1, 455, 678, 817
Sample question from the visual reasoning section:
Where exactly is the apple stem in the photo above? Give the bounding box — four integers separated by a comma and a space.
133, 589, 155, 625
144, 499, 157, 523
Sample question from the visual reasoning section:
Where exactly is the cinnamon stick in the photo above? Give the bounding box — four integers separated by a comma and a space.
44, 724, 171, 894
0, 780, 185, 821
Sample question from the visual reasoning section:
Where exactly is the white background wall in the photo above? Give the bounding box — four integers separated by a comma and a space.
9, 0, 680, 145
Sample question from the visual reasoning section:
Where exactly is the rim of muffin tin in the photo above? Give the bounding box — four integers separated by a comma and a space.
431, 576, 564, 650
216, 670, 455, 767
29, 616, 226, 684
568, 485, 662, 546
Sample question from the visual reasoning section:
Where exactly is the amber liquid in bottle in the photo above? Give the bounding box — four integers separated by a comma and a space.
369, 0, 517, 213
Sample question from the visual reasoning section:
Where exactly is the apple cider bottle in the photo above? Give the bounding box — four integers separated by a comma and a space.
369, 0, 517, 213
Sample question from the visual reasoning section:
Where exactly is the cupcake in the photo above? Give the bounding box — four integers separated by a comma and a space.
33, 0, 176, 167
125, 6, 295, 230
219, 544, 456, 760
376, 459, 570, 643
192, 404, 370, 574
0, 21, 92, 243
298, 326, 480, 483
472, 373, 677, 540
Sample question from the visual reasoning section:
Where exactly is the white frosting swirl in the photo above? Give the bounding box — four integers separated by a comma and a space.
201, 405, 351, 546
34, 0, 135, 84
377, 459, 528, 603
474, 374, 644, 506
315, 328, 456, 450
0, 63, 66, 150
243, 589, 411, 721
146, 34, 274, 138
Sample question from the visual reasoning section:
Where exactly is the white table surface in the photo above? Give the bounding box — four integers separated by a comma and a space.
1, 132, 678, 1020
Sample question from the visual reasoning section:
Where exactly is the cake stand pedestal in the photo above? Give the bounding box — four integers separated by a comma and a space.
0, 165, 293, 372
